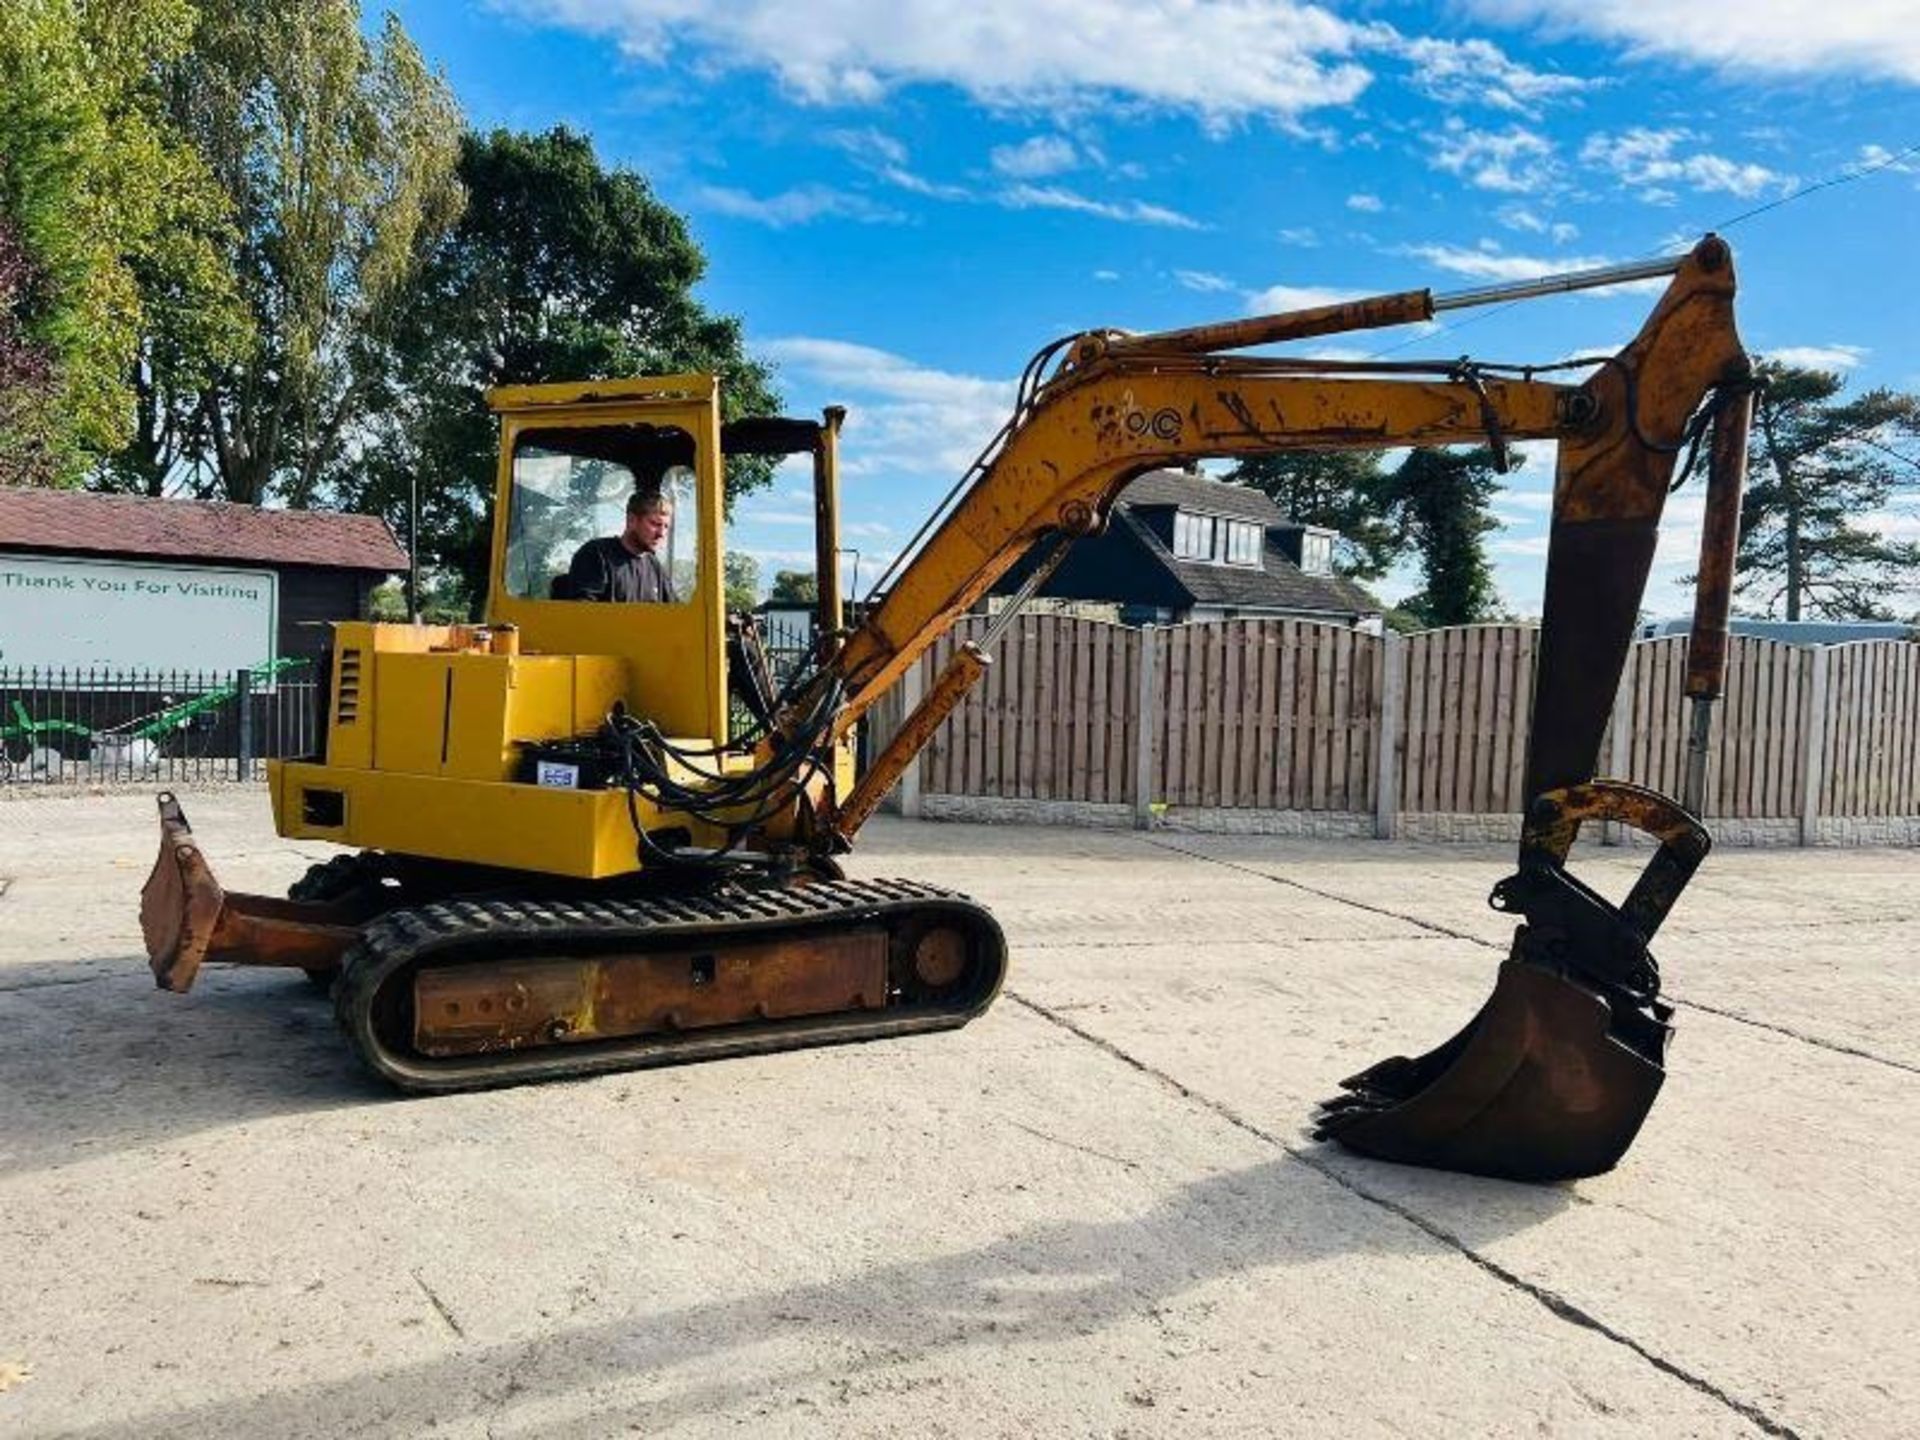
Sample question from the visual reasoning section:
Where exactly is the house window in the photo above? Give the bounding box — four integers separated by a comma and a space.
1172, 511, 1216, 560
1299, 531, 1333, 576
1225, 521, 1262, 566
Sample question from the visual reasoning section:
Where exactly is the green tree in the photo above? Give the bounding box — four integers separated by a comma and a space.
332, 127, 779, 607
1739, 363, 1920, 620
0, 0, 243, 484
724, 551, 760, 611
142, 0, 463, 503
1389, 446, 1503, 626
1223, 450, 1405, 580
0, 216, 58, 481
769, 570, 818, 605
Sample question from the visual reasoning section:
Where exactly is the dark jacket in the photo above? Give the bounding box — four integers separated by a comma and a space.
564, 537, 675, 603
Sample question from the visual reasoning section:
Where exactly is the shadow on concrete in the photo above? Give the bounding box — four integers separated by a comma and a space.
0, 958, 382, 1178
42, 1153, 1574, 1440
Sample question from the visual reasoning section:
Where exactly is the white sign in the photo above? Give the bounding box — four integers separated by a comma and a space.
0, 554, 278, 675
535, 760, 580, 789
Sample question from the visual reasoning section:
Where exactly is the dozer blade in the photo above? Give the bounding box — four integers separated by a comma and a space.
140, 791, 361, 992
1314, 780, 1704, 1183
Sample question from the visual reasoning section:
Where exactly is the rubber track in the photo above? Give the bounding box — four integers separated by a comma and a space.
334, 877, 1007, 1093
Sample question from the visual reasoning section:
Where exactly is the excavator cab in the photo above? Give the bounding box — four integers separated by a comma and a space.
143, 238, 1753, 1183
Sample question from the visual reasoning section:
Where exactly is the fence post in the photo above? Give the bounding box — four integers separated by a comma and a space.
1133, 625, 1159, 830
235, 668, 253, 782
1374, 628, 1404, 839
1800, 645, 1829, 848
1602, 658, 1636, 846
897, 653, 924, 820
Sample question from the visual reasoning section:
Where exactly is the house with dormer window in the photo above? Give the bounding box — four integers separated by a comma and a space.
987, 468, 1380, 627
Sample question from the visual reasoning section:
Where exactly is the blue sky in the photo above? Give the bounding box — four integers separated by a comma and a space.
391, 1, 1920, 616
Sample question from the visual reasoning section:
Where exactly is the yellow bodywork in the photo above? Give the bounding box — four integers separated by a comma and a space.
270, 376, 854, 878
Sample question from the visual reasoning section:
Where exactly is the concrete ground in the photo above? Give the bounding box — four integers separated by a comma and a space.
0, 792, 1914, 1438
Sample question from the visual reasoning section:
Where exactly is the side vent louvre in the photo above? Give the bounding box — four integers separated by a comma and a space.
335, 649, 363, 725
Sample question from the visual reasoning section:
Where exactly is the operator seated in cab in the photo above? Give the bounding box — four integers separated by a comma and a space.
564, 486, 676, 603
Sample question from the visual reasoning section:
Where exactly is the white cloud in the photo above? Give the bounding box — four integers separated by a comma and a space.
829, 129, 973, 199
1460, 1, 1920, 85
1278, 226, 1320, 246
693, 184, 899, 227
1092, 268, 1121, 281
760, 337, 1017, 478
738, 508, 817, 527
1489, 534, 1553, 557
738, 548, 826, 568
1858, 143, 1919, 174
1243, 283, 1362, 313
1766, 344, 1869, 371
1579, 128, 1788, 199
826, 127, 908, 167
1175, 269, 1236, 293
1860, 508, 1920, 541
882, 168, 974, 200
508, 0, 1376, 124
999, 183, 1203, 228
991, 135, 1078, 177
1497, 205, 1577, 243
1393, 35, 1598, 114
1430, 119, 1558, 194
1346, 192, 1383, 212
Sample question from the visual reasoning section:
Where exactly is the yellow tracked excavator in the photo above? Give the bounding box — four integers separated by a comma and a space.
142, 236, 1755, 1181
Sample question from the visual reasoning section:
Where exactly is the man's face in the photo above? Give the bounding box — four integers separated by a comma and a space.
624, 504, 672, 553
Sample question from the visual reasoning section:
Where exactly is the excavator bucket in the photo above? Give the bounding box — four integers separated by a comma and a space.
141, 792, 359, 992
1314, 782, 1705, 1182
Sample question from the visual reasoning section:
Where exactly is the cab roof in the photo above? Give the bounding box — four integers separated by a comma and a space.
486, 374, 717, 413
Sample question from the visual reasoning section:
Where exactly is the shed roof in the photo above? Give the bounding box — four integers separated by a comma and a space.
0, 489, 408, 573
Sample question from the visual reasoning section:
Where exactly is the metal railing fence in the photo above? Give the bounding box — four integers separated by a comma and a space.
0, 661, 321, 786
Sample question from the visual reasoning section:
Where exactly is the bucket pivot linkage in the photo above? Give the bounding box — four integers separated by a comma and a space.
1314, 780, 1709, 1182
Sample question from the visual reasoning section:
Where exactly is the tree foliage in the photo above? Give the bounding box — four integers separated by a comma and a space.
1387, 446, 1504, 627
0, 217, 57, 480
769, 570, 818, 605
0, 0, 243, 484
724, 551, 760, 611
331, 127, 779, 607
126, 1, 465, 504
1738, 362, 1920, 620
1222, 450, 1404, 580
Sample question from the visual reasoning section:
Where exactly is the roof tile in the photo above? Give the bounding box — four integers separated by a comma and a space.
0, 489, 408, 573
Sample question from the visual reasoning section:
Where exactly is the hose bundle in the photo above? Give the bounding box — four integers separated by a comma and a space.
602, 654, 846, 871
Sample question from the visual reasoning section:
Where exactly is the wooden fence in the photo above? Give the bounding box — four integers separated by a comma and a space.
868, 616, 1920, 842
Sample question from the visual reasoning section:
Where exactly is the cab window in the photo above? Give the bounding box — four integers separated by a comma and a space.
503, 423, 701, 602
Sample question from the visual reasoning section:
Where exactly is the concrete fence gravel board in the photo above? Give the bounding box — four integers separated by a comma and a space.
869, 616, 1920, 847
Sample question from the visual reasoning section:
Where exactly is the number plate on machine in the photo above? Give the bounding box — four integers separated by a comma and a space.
412, 929, 890, 1056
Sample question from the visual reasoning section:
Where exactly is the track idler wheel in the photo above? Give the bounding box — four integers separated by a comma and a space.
1314, 781, 1706, 1183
